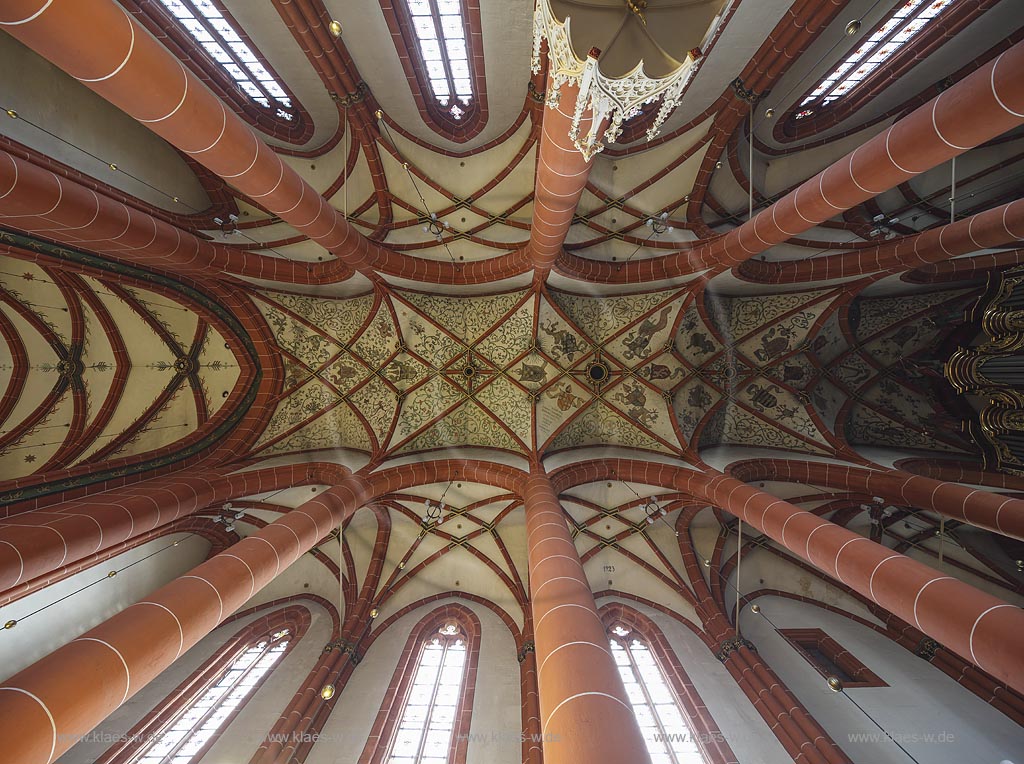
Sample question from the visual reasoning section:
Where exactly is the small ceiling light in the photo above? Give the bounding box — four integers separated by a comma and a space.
3, 619, 16, 629
172, 196, 179, 203
764, 108, 775, 119
370, 608, 379, 619
845, 19, 862, 36
328, 19, 343, 38
320, 684, 336, 700
750, 603, 761, 613
715, 160, 723, 169
703, 559, 711, 568
827, 676, 844, 693
398, 561, 406, 570
109, 163, 118, 171
5, 109, 17, 119
375, 109, 383, 120
107, 570, 117, 578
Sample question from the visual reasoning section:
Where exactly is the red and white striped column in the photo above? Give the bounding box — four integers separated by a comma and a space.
0, 474, 370, 764
525, 467, 650, 763
528, 77, 602, 277
0, 0, 384, 275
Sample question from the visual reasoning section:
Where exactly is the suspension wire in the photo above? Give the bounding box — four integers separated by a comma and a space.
2, 106, 307, 265
0, 532, 198, 629
375, 116, 459, 266
704, 538, 923, 763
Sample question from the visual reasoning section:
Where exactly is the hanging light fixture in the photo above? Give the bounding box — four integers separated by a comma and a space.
645, 211, 674, 236
423, 474, 458, 527
422, 212, 451, 242
620, 480, 678, 536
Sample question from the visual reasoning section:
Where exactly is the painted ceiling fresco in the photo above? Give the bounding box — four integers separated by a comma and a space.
249, 283, 974, 461
0, 252, 244, 481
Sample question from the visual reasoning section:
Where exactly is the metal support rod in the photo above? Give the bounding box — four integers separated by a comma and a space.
343, 105, 350, 221
950, 155, 956, 224
736, 518, 743, 636
938, 516, 946, 564
748, 106, 754, 220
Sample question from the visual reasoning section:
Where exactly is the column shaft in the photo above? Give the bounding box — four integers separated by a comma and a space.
0, 475, 370, 764
528, 81, 599, 274
686, 473, 1024, 694
525, 470, 650, 763
0, 0, 383, 274
0, 466, 315, 596
734, 459, 1024, 540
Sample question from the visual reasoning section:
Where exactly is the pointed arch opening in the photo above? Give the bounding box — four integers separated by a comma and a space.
359, 604, 481, 764
379, 0, 488, 143
122, 0, 313, 144
601, 603, 737, 764
99, 606, 311, 764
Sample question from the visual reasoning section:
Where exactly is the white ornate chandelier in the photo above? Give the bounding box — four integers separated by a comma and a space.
532, 0, 702, 160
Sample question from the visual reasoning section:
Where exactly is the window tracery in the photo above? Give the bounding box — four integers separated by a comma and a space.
795, 0, 955, 120
383, 621, 469, 763
130, 628, 291, 764
156, 0, 297, 121
381, 0, 487, 142
610, 623, 711, 764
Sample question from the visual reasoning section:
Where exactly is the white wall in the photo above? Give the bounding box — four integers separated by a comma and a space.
55, 597, 334, 764
0, 532, 209, 680
304, 597, 522, 764
739, 595, 1023, 764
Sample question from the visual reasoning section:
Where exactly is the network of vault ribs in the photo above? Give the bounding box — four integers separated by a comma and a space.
246, 280, 972, 460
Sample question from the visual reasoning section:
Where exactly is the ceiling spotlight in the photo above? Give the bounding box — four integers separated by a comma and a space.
703, 559, 711, 568
320, 684, 336, 700
328, 19, 343, 38
4, 619, 17, 630
5, 109, 17, 119
764, 108, 775, 119
370, 608, 379, 619
715, 160, 723, 169
845, 19, 862, 36
375, 109, 383, 120
750, 603, 761, 614
827, 676, 844, 693
107, 570, 117, 578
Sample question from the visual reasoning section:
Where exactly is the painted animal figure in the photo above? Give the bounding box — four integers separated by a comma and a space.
622, 307, 672, 360
541, 320, 586, 361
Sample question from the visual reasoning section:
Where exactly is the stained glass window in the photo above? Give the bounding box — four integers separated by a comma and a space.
795, 0, 955, 119
403, 0, 475, 120
611, 624, 709, 764
384, 622, 468, 764
155, 0, 297, 122
130, 629, 291, 764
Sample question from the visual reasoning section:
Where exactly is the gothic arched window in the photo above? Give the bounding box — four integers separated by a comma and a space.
130, 628, 291, 764
101, 607, 310, 764
380, 0, 488, 142
360, 606, 480, 764
123, 0, 312, 143
793, 0, 955, 121
611, 623, 711, 764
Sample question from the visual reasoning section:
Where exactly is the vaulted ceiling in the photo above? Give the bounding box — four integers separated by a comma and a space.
2, 6, 1024, 748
